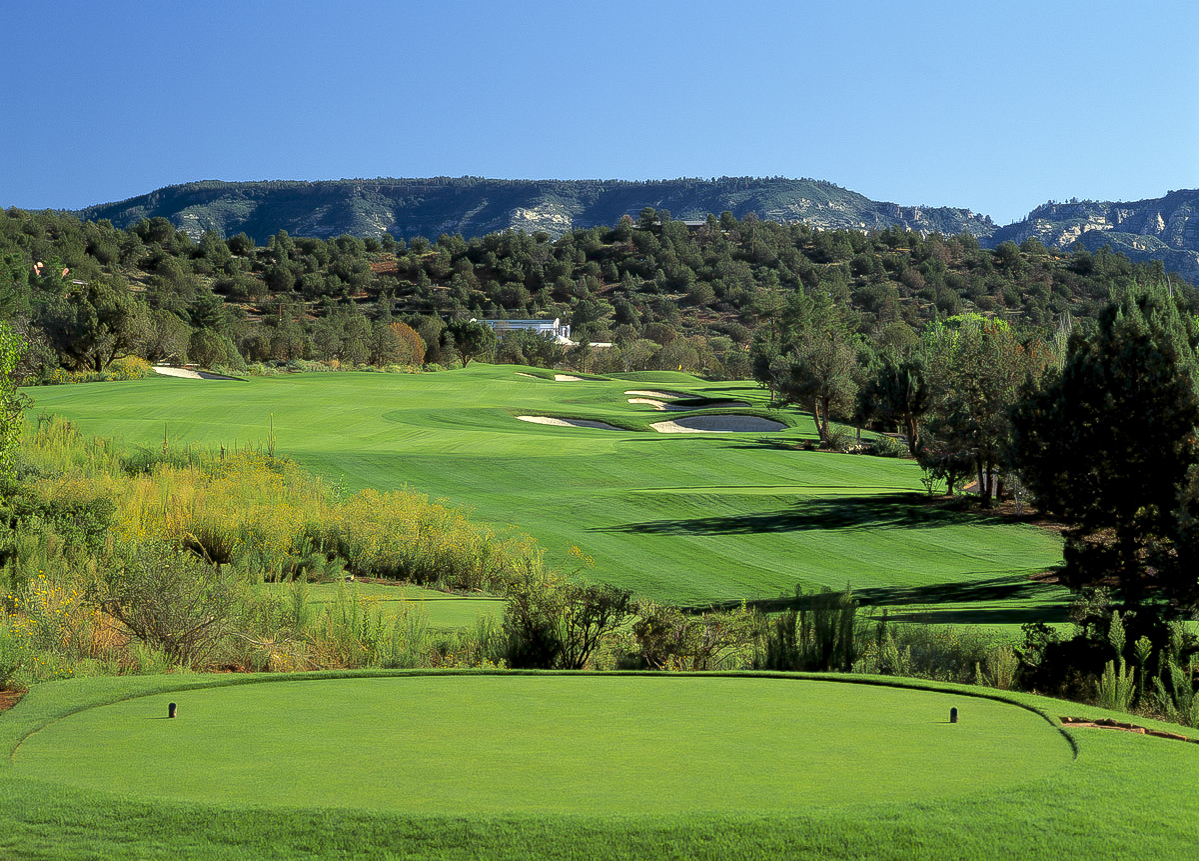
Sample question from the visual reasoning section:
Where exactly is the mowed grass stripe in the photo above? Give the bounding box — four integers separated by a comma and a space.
3, 673, 1198, 859
13, 675, 1071, 814
25, 367, 1064, 606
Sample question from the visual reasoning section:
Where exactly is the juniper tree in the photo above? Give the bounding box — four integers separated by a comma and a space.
1012, 284, 1199, 615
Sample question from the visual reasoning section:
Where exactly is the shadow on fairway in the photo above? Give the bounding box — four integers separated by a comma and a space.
596, 493, 1003, 536
682, 573, 1068, 620
883, 605, 1068, 625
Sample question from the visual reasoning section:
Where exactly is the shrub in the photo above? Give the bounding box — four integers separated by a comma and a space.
854, 617, 1005, 684
499, 563, 632, 669
91, 542, 244, 668
631, 602, 758, 671
823, 425, 856, 453
1095, 611, 1135, 711
977, 643, 1019, 690
1150, 621, 1199, 727
0, 616, 24, 689
754, 586, 862, 672
869, 435, 906, 458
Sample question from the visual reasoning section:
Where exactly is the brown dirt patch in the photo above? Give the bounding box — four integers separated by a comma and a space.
0, 689, 26, 714
1060, 716, 1198, 743
369, 258, 400, 276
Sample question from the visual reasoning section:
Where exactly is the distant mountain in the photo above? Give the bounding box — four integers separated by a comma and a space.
75, 176, 997, 243
990, 190, 1199, 283
71, 178, 1199, 283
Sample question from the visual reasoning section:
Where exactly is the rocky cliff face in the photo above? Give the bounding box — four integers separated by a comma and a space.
73, 179, 1199, 282
988, 190, 1199, 282
75, 176, 997, 244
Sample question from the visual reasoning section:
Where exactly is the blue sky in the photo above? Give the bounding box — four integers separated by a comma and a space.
2, 0, 1196, 225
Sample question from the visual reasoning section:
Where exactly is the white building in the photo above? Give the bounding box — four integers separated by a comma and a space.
475, 318, 571, 341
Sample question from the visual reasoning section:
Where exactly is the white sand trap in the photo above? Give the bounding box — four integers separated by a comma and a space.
517, 416, 623, 430
652, 415, 785, 433
625, 389, 690, 399
627, 398, 692, 411
515, 373, 586, 381
153, 366, 240, 381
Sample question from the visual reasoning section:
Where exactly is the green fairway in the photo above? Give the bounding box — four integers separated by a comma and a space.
262, 581, 504, 630
3, 672, 1198, 860
26, 366, 1065, 610
12, 674, 1070, 813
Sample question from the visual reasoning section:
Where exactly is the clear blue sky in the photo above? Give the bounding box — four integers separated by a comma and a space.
2, 0, 1196, 225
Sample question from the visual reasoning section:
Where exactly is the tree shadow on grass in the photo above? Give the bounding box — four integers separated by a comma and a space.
595, 493, 1004, 537
684, 572, 1068, 618
882, 605, 1068, 625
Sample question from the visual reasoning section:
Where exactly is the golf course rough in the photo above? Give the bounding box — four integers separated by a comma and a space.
12, 674, 1073, 814
23, 366, 1065, 608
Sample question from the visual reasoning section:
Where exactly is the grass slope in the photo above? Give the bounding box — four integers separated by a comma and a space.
262, 581, 504, 630
2, 672, 1197, 860
26, 366, 1064, 611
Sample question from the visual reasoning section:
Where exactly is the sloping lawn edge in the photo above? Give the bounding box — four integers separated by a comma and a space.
8, 668, 1195, 767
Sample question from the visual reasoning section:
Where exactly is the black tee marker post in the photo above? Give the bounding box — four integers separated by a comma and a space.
168, 702, 177, 719
950, 707, 958, 724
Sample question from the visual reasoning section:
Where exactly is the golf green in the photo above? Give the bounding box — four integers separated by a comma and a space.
13, 675, 1072, 814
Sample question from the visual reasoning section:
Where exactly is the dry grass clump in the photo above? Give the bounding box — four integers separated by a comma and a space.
0, 416, 531, 684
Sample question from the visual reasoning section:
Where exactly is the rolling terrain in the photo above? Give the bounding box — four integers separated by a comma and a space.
70, 177, 1199, 283
75, 176, 997, 242
26, 366, 1065, 616
1, 670, 1196, 860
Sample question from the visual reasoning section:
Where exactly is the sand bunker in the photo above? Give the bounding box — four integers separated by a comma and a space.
153, 366, 241, 381
514, 373, 585, 381
517, 416, 622, 430
627, 398, 692, 411
625, 389, 690, 399
652, 415, 785, 433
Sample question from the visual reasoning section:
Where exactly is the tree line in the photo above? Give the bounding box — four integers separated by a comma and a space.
0, 204, 1192, 384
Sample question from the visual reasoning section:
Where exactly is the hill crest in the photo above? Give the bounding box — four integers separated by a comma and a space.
76, 176, 997, 243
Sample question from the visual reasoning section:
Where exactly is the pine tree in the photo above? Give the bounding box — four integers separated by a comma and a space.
1012, 284, 1199, 613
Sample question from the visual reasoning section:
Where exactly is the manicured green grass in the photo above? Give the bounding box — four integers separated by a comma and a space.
26, 366, 1065, 613
262, 581, 504, 630
12, 675, 1070, 813
2, 672, 1197, 860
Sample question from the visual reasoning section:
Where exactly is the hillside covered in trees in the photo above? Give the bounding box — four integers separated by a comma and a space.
0, 204, 1192, 385
73, 178, 1199, 285
75, 177, 998, 244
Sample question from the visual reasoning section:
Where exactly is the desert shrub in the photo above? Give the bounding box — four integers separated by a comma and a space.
7, 417, 549, 677
1095, 611, 1136, 711
37, 357, 153, 386
824, 425, 855, 453
2, 569, 108, 686
91, 541, 244, 668
976, 643, 1020, 690
630, 602, 758, 671
1150, 621, 1199, 727
0, 618, 22, 689
755, 586, 863, 672
854, 617, 1004, 684
126, 640, 173, 675
869, 434, 906, 458
498, 562, 632, 669
108, 356, 152, 379
312, 487, 531, 591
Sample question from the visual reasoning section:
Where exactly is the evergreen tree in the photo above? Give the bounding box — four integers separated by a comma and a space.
1012, 284, 1199, 613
